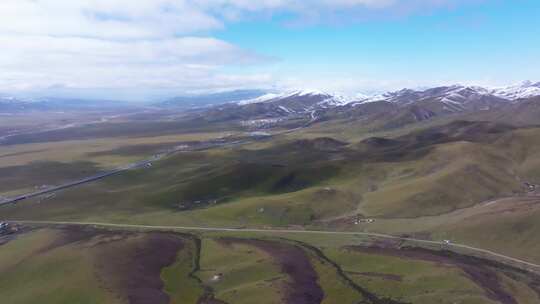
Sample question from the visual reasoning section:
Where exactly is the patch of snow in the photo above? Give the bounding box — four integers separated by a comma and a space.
241, 118, 282, 128
318, 95, 354, 107
490, 81, 540, 100
237, 93, 281, 105
357, 94, 388, 104
294, 89, 328, 97
237, 89, 331, 105
441, 96, 464, 105
278, 105, 293, 113
248, 131, 271, 137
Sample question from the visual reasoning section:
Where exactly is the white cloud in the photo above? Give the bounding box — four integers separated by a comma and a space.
0, 0, 223, 39
0, 0, 276, 97
0, 0, 485, 98
0, 34, 271, 92
0, 0, 421, 40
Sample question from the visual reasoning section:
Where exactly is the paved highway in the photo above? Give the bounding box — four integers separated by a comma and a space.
0, 160, 152, 206
2, 129, 234, 206
10, 220, 540, 273
0, 113, 316, 208
0, 136, 262, 207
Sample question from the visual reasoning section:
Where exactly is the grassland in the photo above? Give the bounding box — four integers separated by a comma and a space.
3, 118, 540, 264
0, 228, 120, 304
198, 238, 284, 304
3, 107, 540, 303
1, 226, 538, 304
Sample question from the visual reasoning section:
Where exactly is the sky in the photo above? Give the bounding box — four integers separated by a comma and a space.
1, 0, 539, 100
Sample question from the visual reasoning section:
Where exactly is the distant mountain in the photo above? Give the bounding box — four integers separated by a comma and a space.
363, 85, 508, 112
36, 97, 134, 110
238, 89, 355, 111
159, 90, 267, 108
224, 85, 509, 120
192, 90, 361, 127
0, 96, 134, 112
0, 96, 46, 112
4, 81, 540, 119
490, 81, 540, 100
232, 83, 540, 116
194, 81, 540, 130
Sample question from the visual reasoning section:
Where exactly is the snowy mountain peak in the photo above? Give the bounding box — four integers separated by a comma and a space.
490, 81, 540, 101
291, 89, 331, 97
237, 93, 282, 105
237, 89, 334, 105
236, 81, 540, 109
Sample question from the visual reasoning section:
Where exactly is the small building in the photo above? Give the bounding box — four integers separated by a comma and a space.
211, 273, 223, 282
353, 216, 375, 225
0, 222, 15, 235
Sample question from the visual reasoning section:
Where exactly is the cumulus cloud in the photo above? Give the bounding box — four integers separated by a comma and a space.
0, 0, 277, 97
0, 0, 222, 39
0, 0, 431, 39
0, 34, 271, 91
0, 0, 483, 98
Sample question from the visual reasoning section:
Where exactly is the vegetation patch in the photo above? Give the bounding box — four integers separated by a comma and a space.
217, 237, 324, 304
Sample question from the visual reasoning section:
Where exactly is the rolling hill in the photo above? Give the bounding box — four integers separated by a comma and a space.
3, 81, 540, 304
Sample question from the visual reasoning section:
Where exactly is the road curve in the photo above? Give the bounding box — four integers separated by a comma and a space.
10, 219, 540, 272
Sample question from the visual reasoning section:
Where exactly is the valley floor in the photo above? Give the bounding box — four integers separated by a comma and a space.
3, 105, 540, 303
2, 224, 540, 304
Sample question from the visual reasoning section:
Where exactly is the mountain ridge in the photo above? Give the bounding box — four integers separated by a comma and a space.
227, 81, 540, 118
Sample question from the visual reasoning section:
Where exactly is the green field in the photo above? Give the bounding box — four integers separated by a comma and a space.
2, 108, 540, 303
2, 226, 538, 304
3, 120, 540, 263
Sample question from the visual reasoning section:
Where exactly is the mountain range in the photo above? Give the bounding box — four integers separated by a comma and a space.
181, 81, 537, 127
2, 82, 540, 118
0, 96, 137, 112
158, 89, 267, 109
235, 81, 540, 112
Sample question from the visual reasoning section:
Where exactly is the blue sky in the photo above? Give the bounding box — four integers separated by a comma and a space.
216, 1, 540, 92
1, 0, 539, 100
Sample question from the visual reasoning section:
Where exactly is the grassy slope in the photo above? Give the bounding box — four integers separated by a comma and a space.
0, 131, 233, 197
325, 247, 497, 304
3, 116, 540, 275
161, 237, 205, 304
198, 238, 284, 304
2, 228, 538, 303
2, 122, 533, 222
0, 229, 119, 304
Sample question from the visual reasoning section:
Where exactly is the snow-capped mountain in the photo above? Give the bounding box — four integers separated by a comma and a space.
364, 85, 509, 112
490, 81, 540, 101
237, 90, 352, 113
234, 85, 508, 115
211, 82, 540, 126
237, 89, 358, 111
160, 89, 267, 108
